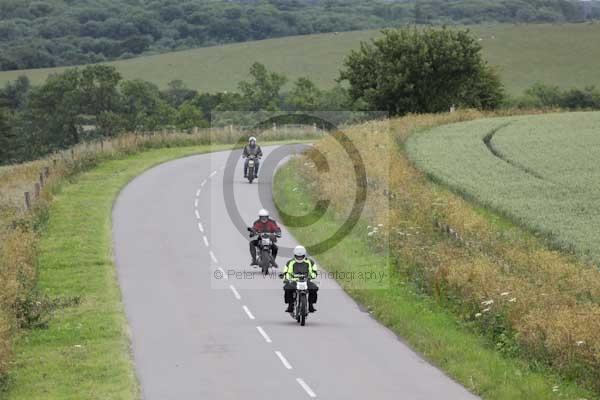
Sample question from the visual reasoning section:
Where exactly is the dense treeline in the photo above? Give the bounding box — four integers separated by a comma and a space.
0, 63, 355, 164
1, 0, 599, 71
511, 82, 600, 108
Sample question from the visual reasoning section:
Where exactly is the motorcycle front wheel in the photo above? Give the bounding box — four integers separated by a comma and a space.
259, 249, 270, 275
300, 293, 307, 326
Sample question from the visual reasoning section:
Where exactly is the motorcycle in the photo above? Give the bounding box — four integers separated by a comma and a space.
247, 228, 280, 275
292, 273, 309, 326
246, 154, 260, 183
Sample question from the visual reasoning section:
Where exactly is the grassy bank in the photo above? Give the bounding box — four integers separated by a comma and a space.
273, 160, 592, 400
273, 112, 598, 399
2, 145, 224, 399
2, 24, 600, 95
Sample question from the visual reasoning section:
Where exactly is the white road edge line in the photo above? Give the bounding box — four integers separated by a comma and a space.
198, 222, 204, 232
203, 236, 209, 247
195, 210, 201, 219
296, 378, 317, 398
256, 326, 272, 343
201, 179, 207, 187
194, 199, 199, 208
210, 170, 217, 178
210, 251, 218, 263
229, 285, 241, 300
217, 267, 228, 280
242, 305, 255, 320
196, 189, 201, 197
275, 351, 293, 370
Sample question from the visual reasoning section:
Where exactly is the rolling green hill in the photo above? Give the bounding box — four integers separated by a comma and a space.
1, 24, 600, 95
407, 111, 600, 264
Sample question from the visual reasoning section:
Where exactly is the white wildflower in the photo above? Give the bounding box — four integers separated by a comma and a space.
552, 385, 559, 393
500, 292, 509, 296
481, 299, 494, 306
509, 298, 517, 303
576, 340, 585, 346
74, 345, 82, 348
482, 308, 491, 313
475, 313, 482, 318
378, 224, 384, 227
367, 232, 375, 237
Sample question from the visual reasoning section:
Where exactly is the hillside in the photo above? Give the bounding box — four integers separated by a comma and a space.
2, 24, 600, 95
1, 0, 597, 71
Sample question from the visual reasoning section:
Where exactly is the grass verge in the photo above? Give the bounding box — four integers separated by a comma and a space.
273, 157, 595, 400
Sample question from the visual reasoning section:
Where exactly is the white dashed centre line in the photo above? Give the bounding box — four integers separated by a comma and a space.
195, 210, 201, 219
256, 326, 272, 343
201, 179, 207, 187
296, 378, 317, 398
196, 189, 201, 197
210, 170, 217, 178
242, 305, 255, 320
275, 351, 293, 370
194, 198, 199, 208
229, 285, 241, 300
198, 222, 204, 232
203, 236, 209, 247
209, 251, 218, 263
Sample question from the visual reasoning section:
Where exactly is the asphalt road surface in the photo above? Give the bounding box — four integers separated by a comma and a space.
113, 144, 478, 400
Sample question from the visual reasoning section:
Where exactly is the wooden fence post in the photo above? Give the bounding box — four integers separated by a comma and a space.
34, 183, 40, 198
39, 172, 44, 187
44, 167, 50, 178
24, 192, 31, 210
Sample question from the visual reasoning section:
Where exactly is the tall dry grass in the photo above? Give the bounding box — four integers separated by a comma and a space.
0, 125, 321, 380
305, 110, 600, 392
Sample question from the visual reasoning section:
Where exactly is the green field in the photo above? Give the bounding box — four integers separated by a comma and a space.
407, 111, 600, 265
2, 24, 600, 95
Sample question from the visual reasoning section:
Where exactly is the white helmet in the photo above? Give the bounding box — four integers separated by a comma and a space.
258, 209, 269, 217
293, 245, 307, 258
249, 136, 257, 143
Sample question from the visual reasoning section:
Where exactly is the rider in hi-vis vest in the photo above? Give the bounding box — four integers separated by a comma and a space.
281, 245, 319, 313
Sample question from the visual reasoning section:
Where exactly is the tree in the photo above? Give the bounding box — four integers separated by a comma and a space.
0, 76, 30, 110
285, 77, 322, 110
174, 102, 207, 130
121, 79, 174, 131
238, 62, 287, 110
0, 108, 16, 164
79, 65, 122, 118
28, 69, 83, 148
161, 80, 197, 108
338, 27, 505, 115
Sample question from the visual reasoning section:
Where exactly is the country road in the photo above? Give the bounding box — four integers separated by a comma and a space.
112, 144, 478, 400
